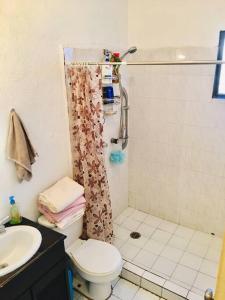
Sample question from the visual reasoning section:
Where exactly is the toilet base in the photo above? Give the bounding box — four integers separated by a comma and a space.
89, 282, 112, 300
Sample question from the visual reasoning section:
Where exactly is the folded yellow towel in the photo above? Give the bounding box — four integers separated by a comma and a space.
7, 109, 37, 182
39, 176, 84, 213
215, 236, 225, 300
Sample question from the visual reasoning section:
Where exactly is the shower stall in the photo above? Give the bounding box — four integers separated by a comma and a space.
64, 47, 225, 299
114, 47, 225, 300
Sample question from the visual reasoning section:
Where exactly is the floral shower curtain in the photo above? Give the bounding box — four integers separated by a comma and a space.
65, 65, 113, 243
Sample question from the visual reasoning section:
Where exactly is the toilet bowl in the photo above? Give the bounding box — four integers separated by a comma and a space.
67, 238, 122, 299
53, 216, 122, 300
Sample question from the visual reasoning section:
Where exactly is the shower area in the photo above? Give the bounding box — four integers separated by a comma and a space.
64, 46, 225, 299
114, 47, 225, 300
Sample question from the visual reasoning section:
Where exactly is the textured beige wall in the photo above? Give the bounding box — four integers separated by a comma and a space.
0, 0, 128, 222
128, 0, 225, 48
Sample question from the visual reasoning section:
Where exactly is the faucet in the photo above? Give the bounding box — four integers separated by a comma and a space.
0, 216, 10, 234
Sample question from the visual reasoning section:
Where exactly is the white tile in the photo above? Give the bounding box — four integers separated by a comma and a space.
190, 287, 204, 297
200, 259, 218, 278
114, 214, 127, 225
121, 268, 142, 286
168, 235, 189, 250
151, 270, 170, 280
161, 245, 183, 263
187, 291, 202, 300
141, 278, 162, 296
133, 288, 160, 300
121, 207, 136, 217
133, 249, 158, 270
144, 215, 162, 227
113, 237, 126, 249
142, 272, 166, 297
175, 225, 194, 241
162, 290, 185, 300
190, 287, 205, 297
144, 239, 165, 255
122, 218, 141, 231
152, 256, 177, 277
172, 265, 197, 286
180, 252, 202, 270
142, 271, 166, 286
193, 272, 216, 292
205, 246, 221, 262
128, 235, 148, 248
120, 242, 141, 261
191, 231, 212, 246
211, 236, 223, 249
158, 220, 178, 233
131, 210, 148, 222
137, 223, 156, 238
113, 278, 139, 300
114, 225, 131, 240
187, 241, 208, 258
123, 261, 145, 276
151, 229, 172, 245
170, 279, 191, 290
162, 281, 188, 300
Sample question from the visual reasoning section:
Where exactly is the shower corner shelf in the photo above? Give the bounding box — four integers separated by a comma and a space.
103, 96, 121, 106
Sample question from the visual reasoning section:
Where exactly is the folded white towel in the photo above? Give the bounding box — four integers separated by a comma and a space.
39, 176, 84, 213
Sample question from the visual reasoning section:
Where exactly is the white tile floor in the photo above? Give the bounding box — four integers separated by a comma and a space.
113, 207, 222, 298
74, 278, 165, 299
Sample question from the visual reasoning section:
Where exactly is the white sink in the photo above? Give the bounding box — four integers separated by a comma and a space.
0, 225, 42, 277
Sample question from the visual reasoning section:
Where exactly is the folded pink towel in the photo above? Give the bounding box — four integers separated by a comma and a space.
38, 196, 86, 224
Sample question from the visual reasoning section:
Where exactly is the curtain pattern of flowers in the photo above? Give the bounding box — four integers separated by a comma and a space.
65, 65, 113, 243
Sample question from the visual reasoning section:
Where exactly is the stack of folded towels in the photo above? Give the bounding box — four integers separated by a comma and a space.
38, 176, 86, 229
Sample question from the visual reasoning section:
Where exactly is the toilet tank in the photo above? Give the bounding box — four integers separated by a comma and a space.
54, 215, 83, 249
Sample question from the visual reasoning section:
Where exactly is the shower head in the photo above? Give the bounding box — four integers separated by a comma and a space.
120, 46, 137, 60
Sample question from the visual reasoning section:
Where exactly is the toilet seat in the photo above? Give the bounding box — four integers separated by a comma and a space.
70, 239, 122, 277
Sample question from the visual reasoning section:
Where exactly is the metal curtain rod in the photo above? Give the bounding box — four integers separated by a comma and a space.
70, 60, 225, 66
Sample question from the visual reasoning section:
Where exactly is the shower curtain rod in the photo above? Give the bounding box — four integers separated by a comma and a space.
70, 60, 225, 66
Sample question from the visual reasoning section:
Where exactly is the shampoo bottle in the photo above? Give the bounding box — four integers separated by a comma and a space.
9, 196, 22, 225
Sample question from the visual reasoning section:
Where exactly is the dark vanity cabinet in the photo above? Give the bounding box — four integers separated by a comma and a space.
0, 218, 71, 300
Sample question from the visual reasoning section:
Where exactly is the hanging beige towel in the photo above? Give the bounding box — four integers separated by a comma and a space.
7, 109, 37, 182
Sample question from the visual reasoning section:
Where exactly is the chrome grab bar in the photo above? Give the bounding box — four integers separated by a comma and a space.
204, 288, 214, 300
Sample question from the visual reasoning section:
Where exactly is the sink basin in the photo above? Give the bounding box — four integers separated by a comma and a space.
0, 225, 42, 277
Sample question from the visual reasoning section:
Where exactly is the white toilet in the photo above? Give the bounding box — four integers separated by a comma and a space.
55, 216, 122, 300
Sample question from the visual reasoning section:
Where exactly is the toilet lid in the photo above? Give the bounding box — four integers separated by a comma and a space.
71, 239, 122, 276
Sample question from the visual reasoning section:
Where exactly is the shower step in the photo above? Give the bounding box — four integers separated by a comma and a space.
120, 260, 201, 300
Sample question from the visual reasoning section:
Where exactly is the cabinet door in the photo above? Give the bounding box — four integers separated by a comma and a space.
17, 291, 32, 300
31, 259, 70, 300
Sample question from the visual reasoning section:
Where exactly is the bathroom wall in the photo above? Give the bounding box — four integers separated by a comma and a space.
128, 0, 225, 48
128, 47, 225, 236
127, 1, 225, 236
0, 1, 128, 222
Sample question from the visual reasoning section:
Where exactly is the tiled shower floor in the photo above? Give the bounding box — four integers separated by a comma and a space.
113, 207, 222, 299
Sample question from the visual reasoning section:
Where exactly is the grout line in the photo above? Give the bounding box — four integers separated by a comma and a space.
116, 208, 219, 297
